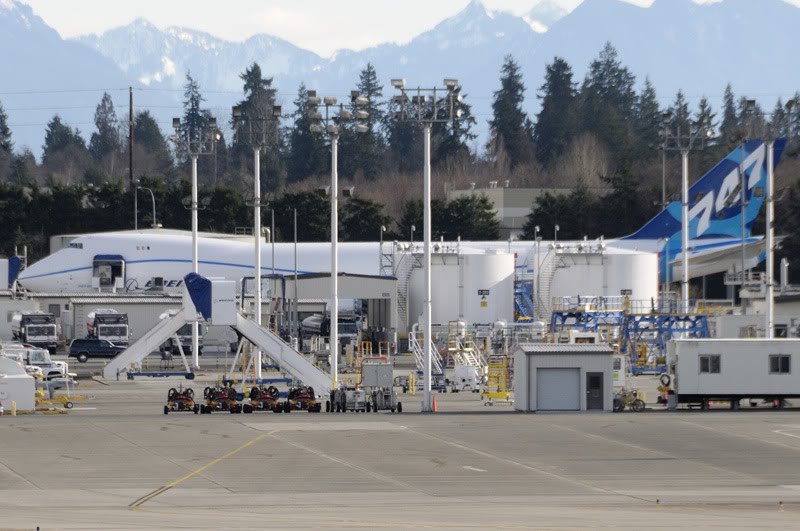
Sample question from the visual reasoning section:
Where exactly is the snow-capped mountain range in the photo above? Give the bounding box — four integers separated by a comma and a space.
2, 0, 799, 159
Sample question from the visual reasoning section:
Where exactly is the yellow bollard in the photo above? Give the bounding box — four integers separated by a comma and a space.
409, 373, 416, 396
11, 400, 16, 416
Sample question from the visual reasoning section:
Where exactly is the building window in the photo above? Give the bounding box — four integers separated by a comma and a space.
699, 354, 721, 374
775, 325, 788, 338
769, 355, 791, 374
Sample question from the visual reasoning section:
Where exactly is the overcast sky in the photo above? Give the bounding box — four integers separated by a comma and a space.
21, 0, 799, 57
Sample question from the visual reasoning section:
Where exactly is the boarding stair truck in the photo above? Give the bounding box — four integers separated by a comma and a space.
103, 274, 333, 401
11, 312, 58, 354
667, 338, 800, 409
87, 309, 130, 347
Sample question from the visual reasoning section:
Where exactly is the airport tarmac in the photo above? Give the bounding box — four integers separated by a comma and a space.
2, 375, 800, 529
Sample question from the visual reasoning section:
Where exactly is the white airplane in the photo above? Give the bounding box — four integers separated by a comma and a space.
16, 140, 783, 294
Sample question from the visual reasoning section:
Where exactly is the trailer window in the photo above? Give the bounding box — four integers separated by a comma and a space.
769, 355, 791, 374
700, 355, 720, 374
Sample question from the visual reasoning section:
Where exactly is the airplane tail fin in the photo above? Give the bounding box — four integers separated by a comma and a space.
623, 139, 786, 241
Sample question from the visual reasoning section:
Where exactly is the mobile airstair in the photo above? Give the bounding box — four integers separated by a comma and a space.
103, 274, 333, 395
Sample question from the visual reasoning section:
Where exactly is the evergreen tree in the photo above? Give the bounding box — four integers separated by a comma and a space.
272, 191, 330, 242
579, 42, 636, 160
42, 115, 86, 166
668, 89, 691, 135
443, 195, 500, 240
489, 55, 533, 169
719, 83, 738, 147
770, 98, 789, 138
584, 42, 636, 121
738, 96, 766, 140
9, 149, 35, 185
633, 77, 661, 155
89, 92, 120, 162
0, 100, 12, 174
432, 92, 477, 166
354, 63, 384, 179
383, 118, 423, 174
133, 110, 173, 174
287, 83, 328, 183
533, 57, 577, 166
340, 196, 392, 241
230, 63, 284, 193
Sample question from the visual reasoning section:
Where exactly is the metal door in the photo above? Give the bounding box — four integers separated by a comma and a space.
535, 368, 580, 411
586, 372, 604, 410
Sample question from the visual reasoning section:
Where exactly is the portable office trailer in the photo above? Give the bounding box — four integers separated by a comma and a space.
668, 339, 800, 405
514, 344, 614, 412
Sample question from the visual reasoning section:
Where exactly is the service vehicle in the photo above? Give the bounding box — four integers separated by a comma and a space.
0, 342, 67, 380
11, 312, 58, 354
164, 386, 199, 414
200, 385, 241, 413
329, 385, 367, 412
87, 309, 130, 347
69, 338, 126, 363
285, 386, 322, 413
245, 385, 282, 413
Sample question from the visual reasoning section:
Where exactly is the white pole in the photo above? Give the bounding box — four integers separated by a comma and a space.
681, 150, 689, 313
254, 147, 262, 380
331, 134, 339, 388
191, 155, 199, 369
766, 140, 775, 338
422, 122, 433, 413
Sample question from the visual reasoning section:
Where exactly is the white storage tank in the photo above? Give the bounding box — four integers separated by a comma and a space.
408, 249, 514, 326
548, 246, 658, 304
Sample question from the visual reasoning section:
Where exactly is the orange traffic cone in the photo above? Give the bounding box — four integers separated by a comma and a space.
432, 396, 438, 412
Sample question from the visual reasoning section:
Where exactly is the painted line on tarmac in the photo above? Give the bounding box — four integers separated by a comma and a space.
405, 427, 616, 497
129, 430, 274, 508
69, 407, 96, 410
269, 431, 434, 496
463, 466, 487, 472
774, 430, 800, 440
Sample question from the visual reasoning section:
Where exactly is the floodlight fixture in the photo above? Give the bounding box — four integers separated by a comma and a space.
338, 110, 353, 122
309, 124, 323, 133
308, 111, 323, 122
355, 110, 369, 120
393, 111, 408, 121
444, 78, 458, 89
391, 79, 405, 89
412, 95, 426, 104
208, 117, 216, 129
324, 96, 337, 105
355, 124, 369, 134
272, 105, 282, 117
172, 117, 181, 129
232, 105, 243, 118
354, 96, 368, 106
326, 124, 339, 135
393, 95, 409, 105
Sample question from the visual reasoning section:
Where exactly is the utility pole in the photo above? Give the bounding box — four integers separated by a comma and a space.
130, 87, 135, 230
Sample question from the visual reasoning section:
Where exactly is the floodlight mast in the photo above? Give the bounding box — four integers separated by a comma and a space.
170, 116, 219, 369
307, 88, 370, 389
232, 101, 283, 380
390, 78, 464, 413
661, 112, 711, 312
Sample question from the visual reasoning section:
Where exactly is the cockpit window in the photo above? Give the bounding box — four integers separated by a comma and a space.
67, 242, 83, 249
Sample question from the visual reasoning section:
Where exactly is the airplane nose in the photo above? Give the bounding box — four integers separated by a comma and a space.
17, 258, 56, 292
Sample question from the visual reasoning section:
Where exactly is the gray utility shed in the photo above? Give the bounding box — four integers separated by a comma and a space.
514, 344, 614, 412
